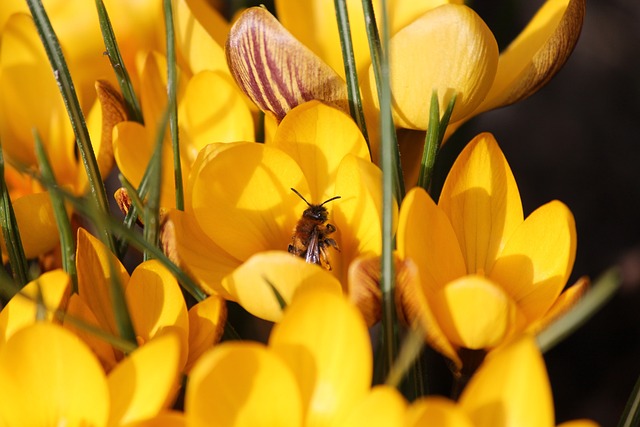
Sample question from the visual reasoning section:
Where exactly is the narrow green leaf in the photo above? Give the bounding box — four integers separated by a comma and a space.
95, 0, 144, 124
0, 143, 29, 286
33, 131, 77, 292
107, 257, 137, 347
263, 276, 287, 311
536, 268, 620, 353
164, 0, 185, 211
385, 325, 425, 390
361, 0, 404, 201
334, 0, 370, 154
618, 373, 640, 427
25, 0, 115, 253
118, 174, 145, 222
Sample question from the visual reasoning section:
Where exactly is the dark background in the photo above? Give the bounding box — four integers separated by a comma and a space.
467, 0, 640, 424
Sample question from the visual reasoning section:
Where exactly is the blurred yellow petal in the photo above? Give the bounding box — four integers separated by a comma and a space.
6, 191, 59, 258
107, 332, 182, 427
389, 0, 462, 33
556, 421, 600, 427
269, 287, 371, 425
226, 7, 348, 122
364, 4, 498, 130
163, 209, 239, 298
76, 228, 130, 336
186, 342, 303, 427
190, 142, 305, 260
0, 323, 109, 427
527, 276, 589, 335
0, 269, 70, 345
406, 396, 474, 427
63, 294, 118, 372
477, 0, 586, 113
180, 70, 254, 155
431, 275, 517, 349
185, 295, 227, 373
221, 251, 342, 322
439, 133, 523, 275
333, 154, 390, 284
174, 0, 228, 74
126, 260, 189, 369
341, 386, 407, 427
271, 100, 369, 201
489, 200, 577, 321
121, 411, 186, 427
459, 336, 554, 427
274, 0, 376, 77
398, 187, 466, 295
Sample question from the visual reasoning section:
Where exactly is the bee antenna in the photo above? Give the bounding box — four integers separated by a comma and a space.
320, 195, 341, 206
290, 188, 311, 206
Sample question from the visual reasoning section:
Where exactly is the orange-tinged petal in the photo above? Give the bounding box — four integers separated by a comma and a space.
226, 7, 348, 122
0, 323, 109, 427
126, 260, 189, 369
439, 133, 524, 275
476, 0, 586, 113
190, 142, 305, 261
76, 228, 130, 336
107, 332, 182, 427
0, 269, 70, 345
556, 421, 600, 427
271, 100, 369, 201
185, 295, 226, 373
6, 191, 59, 258
333, 155, 390, 285
63, 294, 119, 372
364, 4, 498, 130
341, 386, 408, 427
180, 70, 254, 157
431, 275, 517, 349
186, 342, 303, 427
398, 187, 466, 295
406, 396, 474, 427
221, 251, 342, 322
489, 200, 577, 321
269, 287, 372, 425
174, 0, 228, 74
459, 335, 554, 427
163, 209, 239, 298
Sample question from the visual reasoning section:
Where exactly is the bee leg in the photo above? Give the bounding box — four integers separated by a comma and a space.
318, 247, 332, 270
324, 238, 340, 252
325, 223, 336, 234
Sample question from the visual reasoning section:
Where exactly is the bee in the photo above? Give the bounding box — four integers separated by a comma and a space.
288, 188, 341, 270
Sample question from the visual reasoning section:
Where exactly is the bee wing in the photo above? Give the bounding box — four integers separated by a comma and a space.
305, 230, 321, 265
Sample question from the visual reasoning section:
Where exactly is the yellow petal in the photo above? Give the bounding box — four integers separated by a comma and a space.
274, 0, 377, 77
341, 386, 407, 427
364, 4, 498, 130
126, 260, 189, 369
221, 250, 342, 322
180, 70, 254, 155
226, 7, 348, 122
333, 154, 391, 284
398, 187, 466, 294
556, 421, 600, 427
405, 396, 474, 427
0, 323, 109, 426
120, 411, 186, 427
76, 227, 130, 336
459, 335, 554, 427
6, 191, 59, 258
389, 0, 463, 34
269, 287, 372, 425
432, 275, 517, 349
63, 294, 119, 372
439, 133, 524, 275
190, 142, 305, 261
184, 295, 227, 373
271, 100, 369, 201
186, 342, 303, 427
107, 332, 182, 427
0, 269, 71, 346
163, 209, 239, 298
174, 0, 228, 74
489, 200, 577, 321
476, 0, 586, 113
527, 276, 589, 335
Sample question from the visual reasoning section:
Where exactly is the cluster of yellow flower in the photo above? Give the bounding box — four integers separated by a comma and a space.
0, 0, 609, 425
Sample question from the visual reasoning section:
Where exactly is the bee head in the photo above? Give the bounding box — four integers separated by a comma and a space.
291, 188, 341, 221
